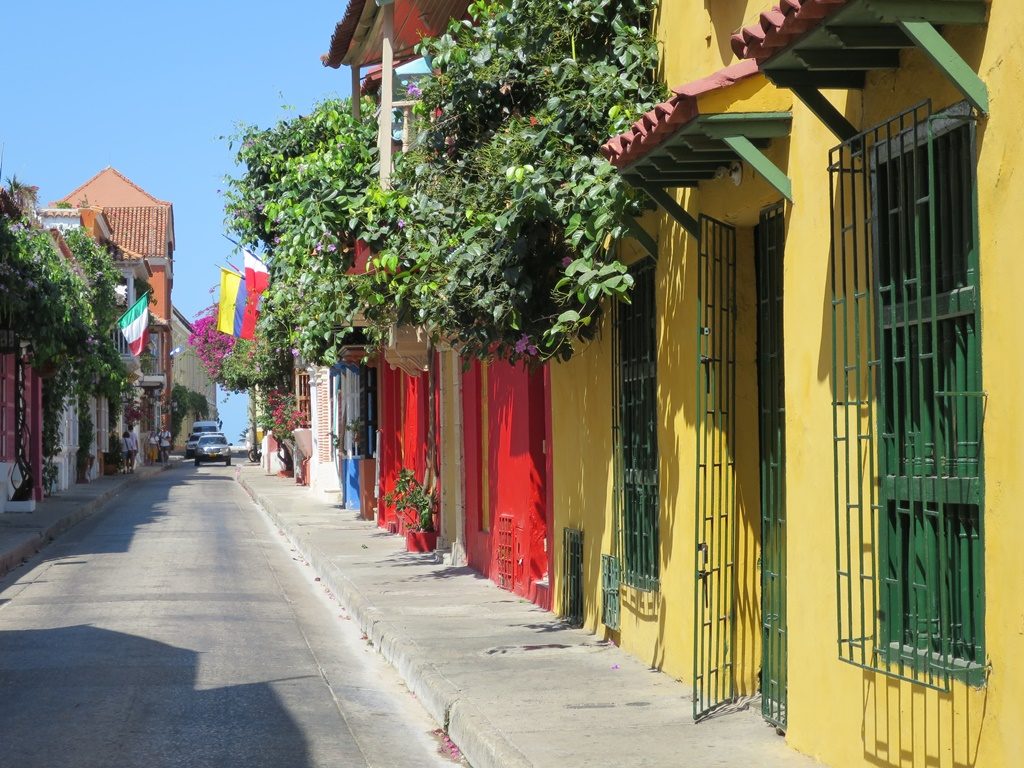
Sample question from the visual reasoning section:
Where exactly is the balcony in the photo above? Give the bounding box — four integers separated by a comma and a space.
111, 329, 142, 373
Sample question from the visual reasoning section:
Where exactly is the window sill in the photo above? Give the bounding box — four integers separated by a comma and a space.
879, 642, 986, 688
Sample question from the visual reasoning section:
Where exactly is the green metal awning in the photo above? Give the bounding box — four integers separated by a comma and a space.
621, 112, 792, 197
734, 0, 989, 140
602, 62, 794, 240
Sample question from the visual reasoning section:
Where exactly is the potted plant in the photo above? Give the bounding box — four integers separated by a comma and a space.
384, 468, 437, 552
104, 432, 123, 475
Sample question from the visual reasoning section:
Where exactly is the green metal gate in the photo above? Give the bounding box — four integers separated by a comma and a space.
757, 203, 787, 729
693, 214, 738, 720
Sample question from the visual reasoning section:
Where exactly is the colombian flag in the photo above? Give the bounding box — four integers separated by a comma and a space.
217, 268, 248, 338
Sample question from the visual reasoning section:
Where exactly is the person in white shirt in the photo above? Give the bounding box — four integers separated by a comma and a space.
125, 428, 138, 473
158, 424, 172, 464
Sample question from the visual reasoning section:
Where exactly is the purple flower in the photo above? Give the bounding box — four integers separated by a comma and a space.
273, 236, 281, 245
406, 83, 422, 98
514, 333, 538, 357
397, 219, 405, 230
561, 257, 572, 268
327, 244, 337, 252
291, 348, 300, 358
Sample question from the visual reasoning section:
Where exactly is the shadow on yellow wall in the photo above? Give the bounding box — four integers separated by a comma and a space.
861, 672, 989, 768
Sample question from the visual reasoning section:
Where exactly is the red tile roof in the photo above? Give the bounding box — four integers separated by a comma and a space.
730, 0, 848, 61
321, 0, 367, 69
103, 206, 172, 260
321, 0, 470, 69
601, 60, 761, 169
57, 166, 171, 207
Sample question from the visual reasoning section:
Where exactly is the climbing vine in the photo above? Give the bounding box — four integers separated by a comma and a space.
361, 0, 664, 360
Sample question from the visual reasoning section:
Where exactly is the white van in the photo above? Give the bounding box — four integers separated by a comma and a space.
185, 420, 221, 458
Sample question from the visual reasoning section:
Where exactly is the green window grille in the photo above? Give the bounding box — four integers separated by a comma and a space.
562, 528, 584, 628
757, 203, 788, 729
693, 214, 738, 720
612, 260, 660, 591
830, 101, 985, 690
601, 554, 621, 631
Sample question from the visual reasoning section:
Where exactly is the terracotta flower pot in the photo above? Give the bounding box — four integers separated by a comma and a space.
405, 530, 438, 553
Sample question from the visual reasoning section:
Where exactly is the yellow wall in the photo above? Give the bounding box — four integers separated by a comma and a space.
553, 1, 1022, 766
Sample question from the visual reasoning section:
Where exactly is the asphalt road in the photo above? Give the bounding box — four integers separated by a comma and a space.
0, 463, 455, 768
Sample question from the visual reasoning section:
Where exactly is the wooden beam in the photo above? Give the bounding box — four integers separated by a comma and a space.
666, 147, 736, 163
624, 218, 658, 259
867, 1, 988, 25
825, 24, 912, 49
793, 48, 901, 70
721, 136, 793, 202
768, 69, 867, 89
791, 86, 858, 141
634, 183, 700, 240
898, 20, 989, 114
697, 113, 793, 139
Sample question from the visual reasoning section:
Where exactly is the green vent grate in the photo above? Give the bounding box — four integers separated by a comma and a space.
562, 528, 584, 628
601, 554, 621, 631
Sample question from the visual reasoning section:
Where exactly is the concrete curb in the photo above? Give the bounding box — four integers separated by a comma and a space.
0, 464, 172, 578
237, 473, 534, 768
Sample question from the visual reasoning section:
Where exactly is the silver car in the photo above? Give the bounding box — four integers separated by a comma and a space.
193, 434, 232, 466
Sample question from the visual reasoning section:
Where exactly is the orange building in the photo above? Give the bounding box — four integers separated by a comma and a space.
56, 167, 176, 433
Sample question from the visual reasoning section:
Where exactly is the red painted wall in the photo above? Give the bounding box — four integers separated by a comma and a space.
377, 362, 435, 530
463, 360, 549, 605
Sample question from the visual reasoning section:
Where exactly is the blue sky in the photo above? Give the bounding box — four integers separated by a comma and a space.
3, 2, 351, 441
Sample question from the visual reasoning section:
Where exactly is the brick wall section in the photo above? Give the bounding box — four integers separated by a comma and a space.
316, 370, 331, 463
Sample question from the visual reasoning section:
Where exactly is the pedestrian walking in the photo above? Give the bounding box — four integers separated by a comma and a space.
120, 431, 132, 474
125, 427, 138, 473
158, 424, 172, 464
147, 432, 158, 465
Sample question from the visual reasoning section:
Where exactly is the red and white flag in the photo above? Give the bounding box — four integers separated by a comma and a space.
239, 250, 269, 340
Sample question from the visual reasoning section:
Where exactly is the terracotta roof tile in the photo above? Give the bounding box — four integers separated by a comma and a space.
731, 0, 848, 60
321, 0, 367, 69
57, 166, 170, 207
601, 60, 760, 169
103, 206, 171, 259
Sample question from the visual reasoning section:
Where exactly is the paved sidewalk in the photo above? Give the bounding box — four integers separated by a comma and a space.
0, 462, 172, 577
237, 465, 822, 768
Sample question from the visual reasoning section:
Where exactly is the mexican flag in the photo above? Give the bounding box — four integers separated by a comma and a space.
117, 294, 150, 356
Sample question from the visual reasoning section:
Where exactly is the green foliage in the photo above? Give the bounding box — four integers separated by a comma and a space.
223, 98, 379, 365
77, 395, 94, 472
217, 333, 294, 394
223, 0, 661, 366
171, 383, 211, 439
0, 217, 130, 464
256, 388, 307, 445
384, 468, 436, 531
360, 0, 664, 360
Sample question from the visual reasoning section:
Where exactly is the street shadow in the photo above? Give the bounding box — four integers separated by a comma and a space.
0, 624, 312, 768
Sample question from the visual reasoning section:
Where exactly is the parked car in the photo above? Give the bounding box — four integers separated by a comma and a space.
193, 434, 232, 466
184, 420, 221, 458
